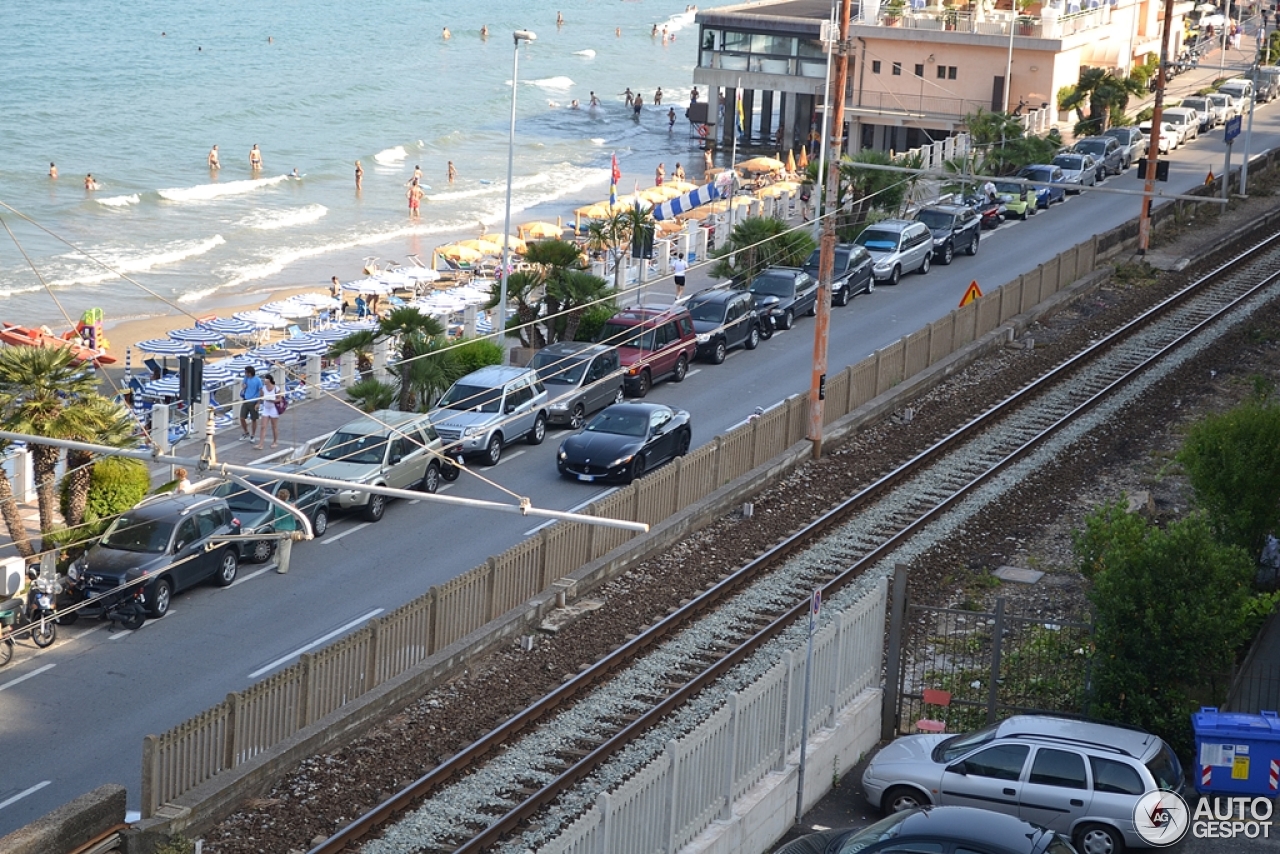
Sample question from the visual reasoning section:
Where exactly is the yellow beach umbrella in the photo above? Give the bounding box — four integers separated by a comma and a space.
520, 220, 566, 239
756, 184, 787, 198
574, 201, 620, 219
798, 147, 809, 169
666, 179, 699, 193
786, 150, 797, 173
771, 180, 801, 192
437, 244, 483, 262
736, 156, 785, 174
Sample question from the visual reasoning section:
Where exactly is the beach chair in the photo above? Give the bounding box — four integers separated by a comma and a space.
286, 324, 303, 338
915, 689, 952, 733
143, 358, 175, 380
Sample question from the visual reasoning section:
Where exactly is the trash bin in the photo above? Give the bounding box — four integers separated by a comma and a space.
1191, 707, 1280, 796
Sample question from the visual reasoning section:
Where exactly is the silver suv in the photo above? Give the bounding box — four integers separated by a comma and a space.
300, 410, 444, 522
431, 365, 548, 466
854, 219, 933, 285
862, 714, 1184, 854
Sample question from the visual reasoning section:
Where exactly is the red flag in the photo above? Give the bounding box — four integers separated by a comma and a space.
611, 153, 621, 185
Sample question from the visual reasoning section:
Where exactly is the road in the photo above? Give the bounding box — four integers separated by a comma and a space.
1, 102, 1275, 834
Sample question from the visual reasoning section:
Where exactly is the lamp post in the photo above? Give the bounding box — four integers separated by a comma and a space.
498, 29, 537, 340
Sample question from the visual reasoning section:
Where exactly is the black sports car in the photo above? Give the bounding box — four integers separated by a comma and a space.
556, 403, 692, 484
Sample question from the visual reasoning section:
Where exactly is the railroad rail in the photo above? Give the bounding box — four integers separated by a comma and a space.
309, 231, 1280, 854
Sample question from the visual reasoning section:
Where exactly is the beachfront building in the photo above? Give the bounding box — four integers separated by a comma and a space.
692, 0, 1186, 153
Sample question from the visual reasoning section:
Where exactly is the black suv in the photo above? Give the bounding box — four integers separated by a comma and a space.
211, 467, 330, 562
76, 493, 241, 618
914, 205, 981, 265
742, 267, 818, 331
1073, 136, 1126, 176
684, 288, 767, 363
531, 341, 624, 429
802, 244, 874, 304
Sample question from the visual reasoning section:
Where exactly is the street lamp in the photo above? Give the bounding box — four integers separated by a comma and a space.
498, 29, 537, 340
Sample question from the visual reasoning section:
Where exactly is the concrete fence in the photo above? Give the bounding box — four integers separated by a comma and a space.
541, 577, 887, 854
139, 228, 1102, 818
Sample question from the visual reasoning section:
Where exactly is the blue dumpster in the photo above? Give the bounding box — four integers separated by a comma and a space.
1191, 707, 1280, 796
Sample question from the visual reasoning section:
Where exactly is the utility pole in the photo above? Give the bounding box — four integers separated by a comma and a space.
808, 0, 853, 458
1137, 0, 1177, 252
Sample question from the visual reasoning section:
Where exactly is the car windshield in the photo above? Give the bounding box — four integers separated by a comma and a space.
316, 431, 390, 464
100, 515, 174, 553
437, 383, 503, 412
598, 321, 655, 351
856, 229, 899, 251
212, 482, 271, 514
1104, 129, 1131, 142
1208, 95, 1228, 105
936, 722, 1000, 762
1182, 99, 1209, 110
1022, 168, 1051, 181
804, 247, 855, 270
688, 300, 729, 323
531, 354, 588, 385
916, 210, 955, 229
1054, 155, 1086, 170
833, 811, 912, 853
993, 181, 1023, 195
749, 275, 796, 298
1146, 743, 1183, 791
585, 409, 648, 437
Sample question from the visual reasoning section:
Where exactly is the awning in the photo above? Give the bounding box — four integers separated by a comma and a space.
651, 182, 723, 221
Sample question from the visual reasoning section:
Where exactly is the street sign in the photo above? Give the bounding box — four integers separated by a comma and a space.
1226, 115, 1243, 143
959, 280, 983, 307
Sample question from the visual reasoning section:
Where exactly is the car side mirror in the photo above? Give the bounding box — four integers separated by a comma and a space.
390, 454, 403, 465
174, 541, 187, 554
505, 403, 516, 414
946, 762, 967, 775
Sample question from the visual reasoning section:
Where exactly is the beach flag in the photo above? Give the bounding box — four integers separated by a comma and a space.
610, 153, 620, 206
735, 90, 745, 135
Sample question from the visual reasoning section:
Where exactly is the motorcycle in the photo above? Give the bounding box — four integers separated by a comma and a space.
0, 566, 58, 657
964, 194, 1004, 230
56, 563, 146, 631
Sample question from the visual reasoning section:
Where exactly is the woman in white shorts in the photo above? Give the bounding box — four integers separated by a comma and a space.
256, 374, 281, 449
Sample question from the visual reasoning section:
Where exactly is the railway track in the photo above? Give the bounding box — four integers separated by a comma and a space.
308, 232, 1280, 854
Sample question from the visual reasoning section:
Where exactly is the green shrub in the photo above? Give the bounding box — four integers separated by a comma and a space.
452, 337, 504, 374
60, 456, 150, 525
574, 302, 619, 342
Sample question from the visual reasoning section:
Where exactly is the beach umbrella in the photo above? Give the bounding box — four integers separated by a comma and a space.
665, 180, 699, 194
772, 180, 801, 192
399, 267, 440, 283
233, 310, 290, 329
261, 299, 315, 318
520, 220, 566, 239
573, 201, 624, 220
436, 244, 483, 262
143, 376, 181, 396
198, 317, 257, 336
222, 354, 269, 372
278, 335, 328, 355
336, 318, 380, 331
199, 361, 237, 384
786, 150, 797, 173
457, 237, 509, 255
311, 327, 357, 343
167, 327, 226, 346
736, 156, 785, 174
341, 278, 394, 295
136, 338, 194, 356
249, 344, 303, 363
798, 147, 809, 169
290, 292, 342, 309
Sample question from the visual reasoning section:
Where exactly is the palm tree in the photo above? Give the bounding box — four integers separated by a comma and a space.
329, 306, 450, 412
586, 207, 654, 291
488, 239, 615, 347
0, 347, 103, 547
1058, 68, 1147, 137
62, 396, 139, 529
709, 216, 816, 284
485, 269, 547, 349
0, 438, 33, 557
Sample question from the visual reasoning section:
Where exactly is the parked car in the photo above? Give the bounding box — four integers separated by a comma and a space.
854, 219, 933, 285
1138, 120, 1177, 154
1217, 77, 1253, 107
530, 342, 623, 429
684, 287, 765, 364
556, 402, 692, 483
1177, 95, 1218, 129
303, 410, 447, 517
915, 204, 981, 264
743, 267, 818, 331
1251, 65, 1280, 102
802, 243, 875, 304
1052, 152, 1098, 192
1206, 92, 1238, 124
597, 304, 698, 396
1017, 165, 1068, 208
1101, 126, 1147, 166
1072, 136, 1125, 175
1161, 106, 1200, 144
210, 469, 329, 562
774, 807, 1078, 854
993, 181, 1038, 219
430, 366, 548, 467
75, 493, 240, 618
861, 714, 1184, 854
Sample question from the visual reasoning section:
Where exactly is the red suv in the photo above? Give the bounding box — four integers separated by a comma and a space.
598, 305, 698, 397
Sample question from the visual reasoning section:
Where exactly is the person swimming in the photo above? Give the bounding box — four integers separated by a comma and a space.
291, 167, 301, 178
570, 99, 580, 109
84, 173, 98, 190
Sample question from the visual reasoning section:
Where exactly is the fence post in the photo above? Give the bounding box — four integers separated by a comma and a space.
298, 653, 313, 728
776, 650, 796, 771
664, 740, 680, 853
881, 564, 909, 741
428, 585, 441, 653
720, 694, 740, 821
485, 557, 499, 620
141, 735, 159, 819
537, 529, 553, 589
829, 609, 845, 727
712, 436, 723, 487
365, 618, 381, 693
596, 790, 613, 854
223, 691, 241, 770
987, 597, 1007, 725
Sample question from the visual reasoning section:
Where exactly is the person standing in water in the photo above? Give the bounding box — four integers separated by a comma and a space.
442, 27, 451, 39
250, 144, 262, 171
447, 161, 457, 183
84, 174, 98, 190
208, 145, 220, 169
48, 163, 57, 179
668, 107, 676, 131
557, 10, 564, 27
408, 178, 424, 217
633, 92, 644, 118
624, 87, 634, 107
354, 160, 363, 188
480, 24, 489, 38
654, 87, 664, 105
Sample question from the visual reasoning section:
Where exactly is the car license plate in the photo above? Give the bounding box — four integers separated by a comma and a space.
577, 474, 595, 482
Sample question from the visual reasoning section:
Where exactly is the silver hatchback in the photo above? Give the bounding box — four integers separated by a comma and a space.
862, 715, 1183, 854
855, 219, 933, 285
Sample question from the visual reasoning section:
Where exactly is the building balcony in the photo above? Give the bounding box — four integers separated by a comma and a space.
870, 2, 1119, 39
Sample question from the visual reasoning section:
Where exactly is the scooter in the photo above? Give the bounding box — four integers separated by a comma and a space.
964, 194, 1004, 230
56, 564, 146, 631
0, 567, 58, 661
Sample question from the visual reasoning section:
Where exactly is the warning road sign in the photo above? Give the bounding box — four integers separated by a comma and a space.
959, 280, 983, 307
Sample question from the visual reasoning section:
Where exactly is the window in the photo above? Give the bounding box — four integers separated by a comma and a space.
872, 60, 881, 73
937, 65, 947, 79
1029, 748, 1088, 789
948, 66, 958, 79
961, 744, 1029, 780
1092, 757, 1145, 795
174, 518, 199, 552
892, 61, 902, 75
196, 509, 218, 539
914, 63, 924, 77
507, 383, 534, 408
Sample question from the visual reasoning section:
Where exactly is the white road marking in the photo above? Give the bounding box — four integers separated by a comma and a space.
0, 663, 55, 693
248, 608, 384, 679
408, 499, 421, 505
226, 566, 275, 589
0, 780, 51, 810
438, 483, 455, 492
497, 449, 526, 466
321, 522, 371, 545
524, 487, 619, 535
107, 612, 173, 639
686, 368, 702, 378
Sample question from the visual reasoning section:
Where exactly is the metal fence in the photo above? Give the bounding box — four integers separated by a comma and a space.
541, 578, 887, 854
141, 234, 1103, 818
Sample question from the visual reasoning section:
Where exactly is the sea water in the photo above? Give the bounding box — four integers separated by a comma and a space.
0, 0, 704, 326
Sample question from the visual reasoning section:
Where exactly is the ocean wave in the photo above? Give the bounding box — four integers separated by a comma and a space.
573, 49, 596, 57
659, 9, 696, 32
526, 76, 575, 90
0, 284, 46, 299
96, 194, 141, 207
589, 138, 607, 145
424, 173, 547, 203
50, 235, 227, 288
374, 145, 409, 165
157, 176, 288, 203
240, 204, 329, 231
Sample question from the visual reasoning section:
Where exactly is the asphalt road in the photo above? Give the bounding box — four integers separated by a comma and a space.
2, 101, 1277, 835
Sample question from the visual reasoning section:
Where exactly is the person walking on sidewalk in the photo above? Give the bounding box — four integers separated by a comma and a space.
239, 366, 263, 443
256, 374, 281, 450
672, 252, 688, 300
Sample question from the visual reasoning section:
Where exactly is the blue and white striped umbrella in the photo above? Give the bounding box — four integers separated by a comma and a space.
278, 335, 327, 355
249, 344, 303, 363
143, 376, 181, 396
652, 181, 723, 221
261, 299, 315, 318
233, 310, 289, 329
168, 327, 227, 345
291, 292, 342, 309
336, 319, 380, 332
136, 338, 194, 355
199, 317, 257, 336
311, 327, 357, 343
200, 362, 237, 385
343, 278, 393, 295
221, 354, 269, 372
